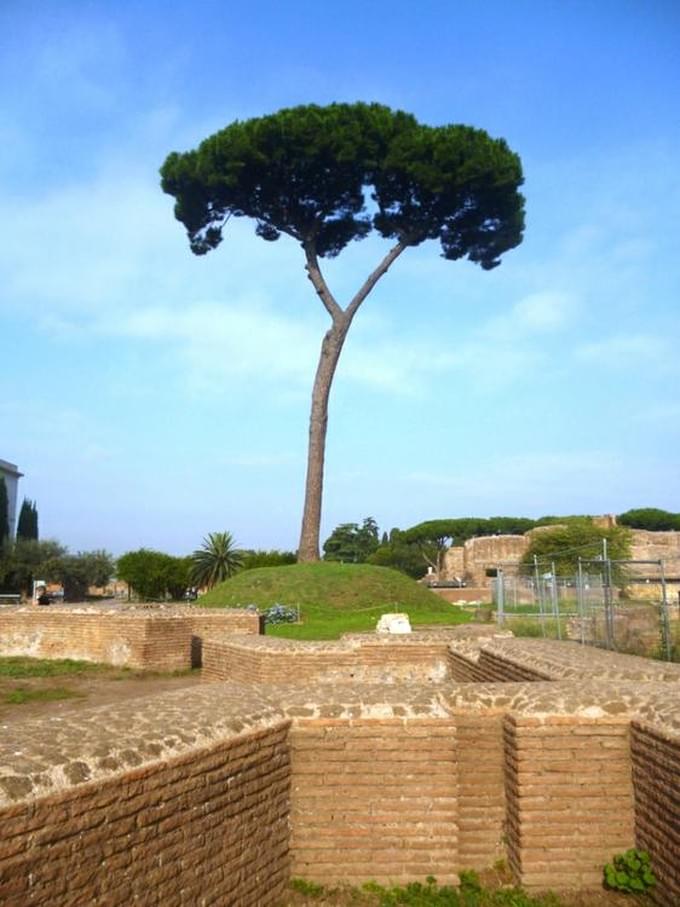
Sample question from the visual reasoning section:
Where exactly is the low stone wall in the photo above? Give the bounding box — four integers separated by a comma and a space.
0, 685, 291, 906
631, 720, 680, 907
0, 608, 191, 671
0, 606, 261, 671
454, 710, 506, 868
290, 715, 458, 885
202, 633, 461, 685
504, 715, 634, 890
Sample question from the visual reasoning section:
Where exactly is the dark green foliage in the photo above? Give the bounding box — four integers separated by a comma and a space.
603, 848, 656, 894
161, 103, 524, 267
0, 478, 8, 545
45, 550, 115, 602
520, 520, 632, 576
0, 538, 67, 594
16, 498, 39, 541
190, 531, 244, 589
403, 517, 538, 547
323, 517, 379, 563
618, 507, 680, 531
116, 549, 191, 601
370, 517, 541, 578
368, 530, 430, 578
241, 549, 297, 570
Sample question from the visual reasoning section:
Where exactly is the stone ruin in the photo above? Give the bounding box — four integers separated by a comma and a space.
0, 606, 679, 905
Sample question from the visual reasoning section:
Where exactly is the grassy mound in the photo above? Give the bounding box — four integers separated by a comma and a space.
197, 562, 471, 639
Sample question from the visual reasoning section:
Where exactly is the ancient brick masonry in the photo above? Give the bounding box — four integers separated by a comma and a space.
1, 630, 680, 905
0, 606, 260, 670
631, 721, 680, 906
290, 717, 458, 885
504, 716, 634, 890
0, 687, 291, 906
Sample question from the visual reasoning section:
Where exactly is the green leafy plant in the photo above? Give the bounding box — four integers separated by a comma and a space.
603, 848, 656, 894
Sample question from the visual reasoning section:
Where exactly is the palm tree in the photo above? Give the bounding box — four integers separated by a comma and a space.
190, 531, 244, 589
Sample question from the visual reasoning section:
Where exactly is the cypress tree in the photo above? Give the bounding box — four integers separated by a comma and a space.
0, 478, 8, 544
17, 499, 39, 541
17, 499, 32, 540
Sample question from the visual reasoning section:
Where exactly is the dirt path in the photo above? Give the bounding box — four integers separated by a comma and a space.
0, 670, 202, 722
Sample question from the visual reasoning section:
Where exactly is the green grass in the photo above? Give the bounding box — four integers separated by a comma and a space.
5, 686, 85, 704
0, 657, 113, 678
501, 616, 567, 639
197, 563, 472, 639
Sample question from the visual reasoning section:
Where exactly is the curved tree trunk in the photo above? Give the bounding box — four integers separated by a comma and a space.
297, 322, 349, 561
297, 240, 408, 562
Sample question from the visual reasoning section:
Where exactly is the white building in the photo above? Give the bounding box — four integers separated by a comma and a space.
0, 458, 23, 538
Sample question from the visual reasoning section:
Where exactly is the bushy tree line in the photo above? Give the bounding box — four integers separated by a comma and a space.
0, 539, 115, 601
618, 508, 680, 532
116, 549, 192, 601
322, 510, 676, 580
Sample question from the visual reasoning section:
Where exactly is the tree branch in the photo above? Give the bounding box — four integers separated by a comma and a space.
303, 243, 343, 321
344, 240, 408, 322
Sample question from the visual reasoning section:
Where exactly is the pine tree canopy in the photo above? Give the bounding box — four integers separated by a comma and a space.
161, 102, 524, 268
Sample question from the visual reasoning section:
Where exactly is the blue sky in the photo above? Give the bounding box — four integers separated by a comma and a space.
1, 0, 679, 555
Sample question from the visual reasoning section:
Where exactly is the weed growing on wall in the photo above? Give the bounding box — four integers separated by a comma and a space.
290, 872, 566, 905
603, 849, 656, 894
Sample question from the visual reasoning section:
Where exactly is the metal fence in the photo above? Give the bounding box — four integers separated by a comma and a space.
491, 554, 679, 662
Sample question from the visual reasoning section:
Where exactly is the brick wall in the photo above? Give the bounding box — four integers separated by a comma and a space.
202, 637, 453, 685
630, 721, 680, 907
455, 711, 506, 868
504, 715, 635, 890
0, 720, 290, 906
185, 608, 261, 667
0, 610, 191, 671
0, 608, 261, 671
289, 718, 458, 885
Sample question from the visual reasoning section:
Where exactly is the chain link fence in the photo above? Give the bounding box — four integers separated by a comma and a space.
491, 555, 679, 661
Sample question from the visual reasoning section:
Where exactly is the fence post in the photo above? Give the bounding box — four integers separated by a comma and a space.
497, 568, 505, 627
576, 558, 586, 645
534, 555, 546, 638
659, 560, 672, 662
550, 560, 561, 640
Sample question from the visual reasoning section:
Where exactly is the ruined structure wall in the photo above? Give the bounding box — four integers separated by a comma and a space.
0, 722, 291, 907
0, 608, 260, 671
443, 538, 528, 585
455, 711, 506, 868
289, 718, 458, 885
0, 610, 191, 670
630, 721, 680, 907
1, 632, 679, 904
440, 526, 680, 587
504, 715, 635, 890
203, 637, 453, 685
630, 529, 680, 577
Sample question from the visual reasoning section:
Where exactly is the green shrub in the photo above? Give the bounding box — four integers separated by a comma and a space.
603, 848, 656, 894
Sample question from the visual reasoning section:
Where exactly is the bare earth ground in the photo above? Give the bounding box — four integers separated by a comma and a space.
0, 668, 202, 721
0, 669, 654, 907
